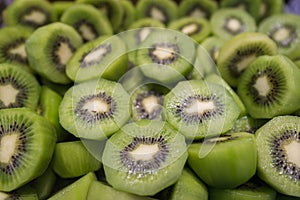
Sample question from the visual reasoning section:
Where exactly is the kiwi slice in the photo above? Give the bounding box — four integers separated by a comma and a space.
0, 63, 41, 110
136, 28, 195, 84
188, 132, 257, 189
168, 17, 211, 43
258, 0, 284, 22
130, 84, 168, 121
258, 13, 300, 60
76, 0, 123, 33
210, 8, 257, 40
87, 180, 157, 200
209, 177, 277, 200
47, 172, 96, 200
59, 78, 130, 140
66, 34, 128, 83
164, 79, 241, 139
37, 86, 69, 142
0, 185, 39, 200
118, 0, 136, 32
60, 4, 113, 43
217, 32, 277, 87
136, 0, 178, 25
51, 140, 101, 178
178, 0, 218, 19
228, 115, 268, 134
237, 55, 300, 119
220, 0, 260, 21
255, 115, 300, 197
102, 120, 188, 196
0, 108, 56, 192
25, 22, 83, 84
30, 167, 57, 200
0, 26, 32, 69
3, 0, 56, 29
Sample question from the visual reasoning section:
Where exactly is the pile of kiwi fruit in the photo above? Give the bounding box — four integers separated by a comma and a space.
1, 0, 300, 199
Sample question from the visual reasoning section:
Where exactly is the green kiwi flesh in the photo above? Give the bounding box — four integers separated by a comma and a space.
258, 0, 284, 22
51, 141, 101, 178
255, 116, 300, 197
102, 120, 188, 196
178, 0, 217, 19
164, 79, 241, 139
188, 132, 257, 189
66, 35, 128, 83
0, 63, 41, 110
217, 32, 277, 87
237, 55, 300, 119
47, 172, 96, 200
228, 115, 268, 134
60, 4, 113, 43
59, 78, 130, 140
25, 22, 83, 84
0, 108, 56, 192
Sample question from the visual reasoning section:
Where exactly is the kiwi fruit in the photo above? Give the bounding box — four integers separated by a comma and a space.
102, 120, 188, 196
37, 86, 69, 142
59, 78, 130, 140
60, 4, 113, 43
228, 115, 268, 134
217, 32, 277, 87
51, 140, 101, 178
210, 8, 257, 40
178, 0, 218, 19
47, 172, 97, 200
220, 0, 261, 21
130, 84, 168, 121
188, 132, 257, 189
76, 0, 123, 33
0, 108, 56, 192
2, 0, 56, 29
136, 28, 195, 84
209, 177, 277, 200
25, 22, 83, 84
66, 34, 128, 83
255, 115, 300, 197
87, 180, 157, 200
0, 26, 33, 69
258, 0, 284, 22
0, 63, 41, 110
0, 185, 39, 200
135, 0, 178, 25
118, 0, 136, 32
168, 17, 211, 43
258, 13, 300, 60
237, 55, 300, 119
164, 79, 241, 139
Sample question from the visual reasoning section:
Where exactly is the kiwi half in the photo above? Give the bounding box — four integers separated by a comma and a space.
66, 35, 128, 83
0, 63, 41, 110
210, 8, 257, 40
258, 13, 300, 60
102, 120, 188, 196
60, 4, 113, 43
178, 0, 218, 19
3, 0, 56, 29
25, 22, 83, 84
0, 108, 56, 192
217, 32, 277, 87
237, 55, 300, 119
255, 116, 300, 197
59, 78, 130, 140
188, 132, 257, 189
163, 79, 241, 139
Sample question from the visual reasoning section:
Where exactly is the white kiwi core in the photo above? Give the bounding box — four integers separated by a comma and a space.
181, 23, 198, 35
129, 143, 159, 161
236, 54, 256, 73
253, 75, 271, 96
0, 134, 19, 163
138, 28, 152, 43
190, 9, 206, 18
227, 18, 241, 33
185, 100, 215, 115
153, 46, 175, 60
57, 42, 73, 66
9, 43, 27, 60
142, 95, 160, 114
79, 24, 97, 41
0, 192, 9, 199
83, 46, 108, 63
83, 99, 109, 113
150, 6, 166, 23
23, 10, 46, 24
284, 140, 300, 167
0, 84, 19, 106
273, 28, 291, 43
259, 2, 267, 16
